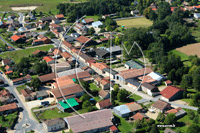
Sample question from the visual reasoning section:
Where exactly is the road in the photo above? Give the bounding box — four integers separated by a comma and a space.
51, 39, 86, 68
18, 13, 24, 25
32, 105, 57, 112
0, 74, 47, 133
0, 35, 16, 50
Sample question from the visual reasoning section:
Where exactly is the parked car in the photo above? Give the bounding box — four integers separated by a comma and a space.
41, 101, 49, 106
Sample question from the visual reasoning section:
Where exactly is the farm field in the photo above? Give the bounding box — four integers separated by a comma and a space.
176, 43, 200, 57
0, 0, 87, 13
0, 45, 54, 63
116, 17, 153, 28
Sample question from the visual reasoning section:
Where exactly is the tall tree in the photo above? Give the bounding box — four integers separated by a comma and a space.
157, 1, 171, 20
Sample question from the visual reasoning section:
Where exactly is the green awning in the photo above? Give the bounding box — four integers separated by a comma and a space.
59, 98, 79, 109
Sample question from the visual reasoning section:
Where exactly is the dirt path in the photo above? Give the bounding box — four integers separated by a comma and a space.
11, 6, 38, 11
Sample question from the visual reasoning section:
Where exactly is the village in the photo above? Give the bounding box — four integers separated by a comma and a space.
0, 0, 200, 133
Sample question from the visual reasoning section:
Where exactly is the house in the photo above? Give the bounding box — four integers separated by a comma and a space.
38, 73, 56, 83
124, 60, 144, 69
160, 86, 185, 102
7, 46, 14, 51
55, 14, 65, 20
53, 48, 62, 56
36, 90, 49, 100
126, 79, 141, 90
32, 37, 51, 45
43, 118, 66, 132
100, 79, 111, 90
32, 50, 46, 56
92, 21, 103, 28
12, 21, 21, 27
61, 52, 72, 61
47, 84, 84, 102
99, 89, 110, 99
57, 98, 79, 112
78, 52, 94, 64
20, 89, 36, 101
96, 99, 112, 110
165, 80, 172, 86
81, 66, 94, 74
94, 75, 102, 85
164, 128, 177, 133
50, 62, 71, 73
106, 46, 122, 56
70, 33, 80, 39
39, 17, 54, 23
113, 105, 131, 118
95, 48, 110, 59
165, 107, 187, 118
10, 35, 25, 43
141, 82, 159, 96
25, 24, 36, 30
151, 100, 171, 113
56, 68, 83, 78
62, 40, 74, 52
130, 112, 149, 121
2, 59, 13, 66
125, 102, 142, 115
51, 77, 75, 89
82, 18, 94, 24
5, 70, 13, 75
0, 103, 18, 115
52, 18, 60, 24
109, 125, 118, 133
74, 23, 88, 34
64, 109, 114, 133
43, 56, 55, 64
194, 13, 200, 19
76, 35, 90, 45
91, 62, 108, 74
115, 67, 153, 83
7, 25, 15, 31
131, 10, 139, 15
102, 68, 118, 79
63, 35, 74, 42
5, 65, 12, 71
0, 90, 14, 105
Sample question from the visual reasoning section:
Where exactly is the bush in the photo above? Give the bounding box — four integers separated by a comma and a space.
188, 111, 195, 120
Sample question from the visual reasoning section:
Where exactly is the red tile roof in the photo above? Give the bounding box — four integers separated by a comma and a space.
165, 80, 172, 85
132, 112, 149, 121
62, 40, 73, 49
91, 62, 108, 70
98, 99, 112, 108
61, 52, 72, 59
76, 36, 90, 44
166, 107, 182, 114
43, 56, 55, 62
10, 35, 20, 41
109, 125, 118, 132
56, 14, 64, 19
5, 70, 13, 75
0, 103, 17, 112
83, 18, 94, 23
160, 86, 185, 99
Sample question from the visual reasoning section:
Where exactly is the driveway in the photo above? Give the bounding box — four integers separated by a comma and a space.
145, 111, 159, 120
27, 98, 55, 109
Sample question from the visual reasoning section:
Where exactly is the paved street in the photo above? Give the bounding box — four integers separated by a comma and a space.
0, 74, 47, 133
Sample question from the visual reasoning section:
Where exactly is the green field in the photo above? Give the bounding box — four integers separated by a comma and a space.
113, 114, 133, 132
0, 0, 87, 13
117, 17, 153, 28
0, 112, 18, 128
89, 83, 101, 91
168, 49, 191, 67
85, 15, 99, 21
0, 45, 54, 63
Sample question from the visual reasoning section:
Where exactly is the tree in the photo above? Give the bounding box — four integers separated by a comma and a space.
193, 74, 200, 91
193, 116, 199, 124
39, 11, 43, 17
1, 115, 5, 122
192, 92, 200, 106
188, 110, 195, 120
167, 69, 176, 82
88, 27, 95, 35
164, 113, 176, 125
80, 94, 90, 102
32, 10, 36, 16
181, 74, 192, 89
198, 107, 200, 114
187, 124, 200, 133
157, 1, 171, 20
30, 78, 41, 91
117, 89, 129, 102
156, 113, 165, 122
150, 124, 159, 133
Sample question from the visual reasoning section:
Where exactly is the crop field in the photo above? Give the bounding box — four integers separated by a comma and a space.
176, 43, 200, 57
116, 17, 153, 28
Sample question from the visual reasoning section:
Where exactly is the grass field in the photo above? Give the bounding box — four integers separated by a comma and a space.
113, 114, 133, 132
116, 17, 153, 28
0, 0, 87, 13
85, 15, 99, 21
168, 49, 191, 67
89, 83, 101, 91
0, 45, 54, 63
0, 112, 18, 128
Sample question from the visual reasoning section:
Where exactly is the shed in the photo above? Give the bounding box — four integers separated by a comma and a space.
113, 105, 131, 118
92, 21, 103, 28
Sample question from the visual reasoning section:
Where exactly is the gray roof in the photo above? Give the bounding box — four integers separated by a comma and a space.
39, 17, 54, 21
64, 109, 113, 133
95, 48, 109, 58
141, 82, 156, 90
18, 27, 26, 32
57, 68, 83, 78
102, 68, 118, 75
113, 105, 131, 115
164, 128, 177, 133
43, 118, 65, 127
36, 90, 48, 97
106, 46, 122, 53
125, 60, 144, 69
126, 79, 140, 87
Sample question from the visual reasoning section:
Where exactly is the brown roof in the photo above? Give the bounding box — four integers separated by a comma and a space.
152, 100, 171, 110
76, 36, 90, 44
39, 73, 56, 82
5, 65, 11, 71
98, 99, 112, 108
131, 112, 149, 121
62, 40, 73, 49
91, 62, 108, 70
83, 18, 94, 23
61, 52, 72, 59
160, 86, 185, 99
55, 14, 64, 19
2, 59, 12, 65
141, 82, 157, 90
0, 90, 11, 98
166, 107, 182, 114
12, 77, 24, 83
0, 103, 17, 112
67, 71, 91, 79
118, 67, 153, 80
32, 50, 45, 55
125, 102, 142, 112
98, 89, 109, 98
20, 89, 33, 97
53, 49, 62, 55
64, 109, 113, 133
49, 84, 83, 99
165, 80, 172, 85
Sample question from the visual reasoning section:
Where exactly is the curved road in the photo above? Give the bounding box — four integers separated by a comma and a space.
0, 74, 46, 133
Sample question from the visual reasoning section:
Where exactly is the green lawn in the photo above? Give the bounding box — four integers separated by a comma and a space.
113, 114, 133, 132
115, 94, 142, 105
84, 15, 99, 21
0, 0, 87, 12
116, 17, 153, 28
181, 89, 197, 105
0, 45, 54, 63
89, 83, 101, 91
16, 85, 26, 94
0, 112, 18, 128
168, 49, 191, 67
